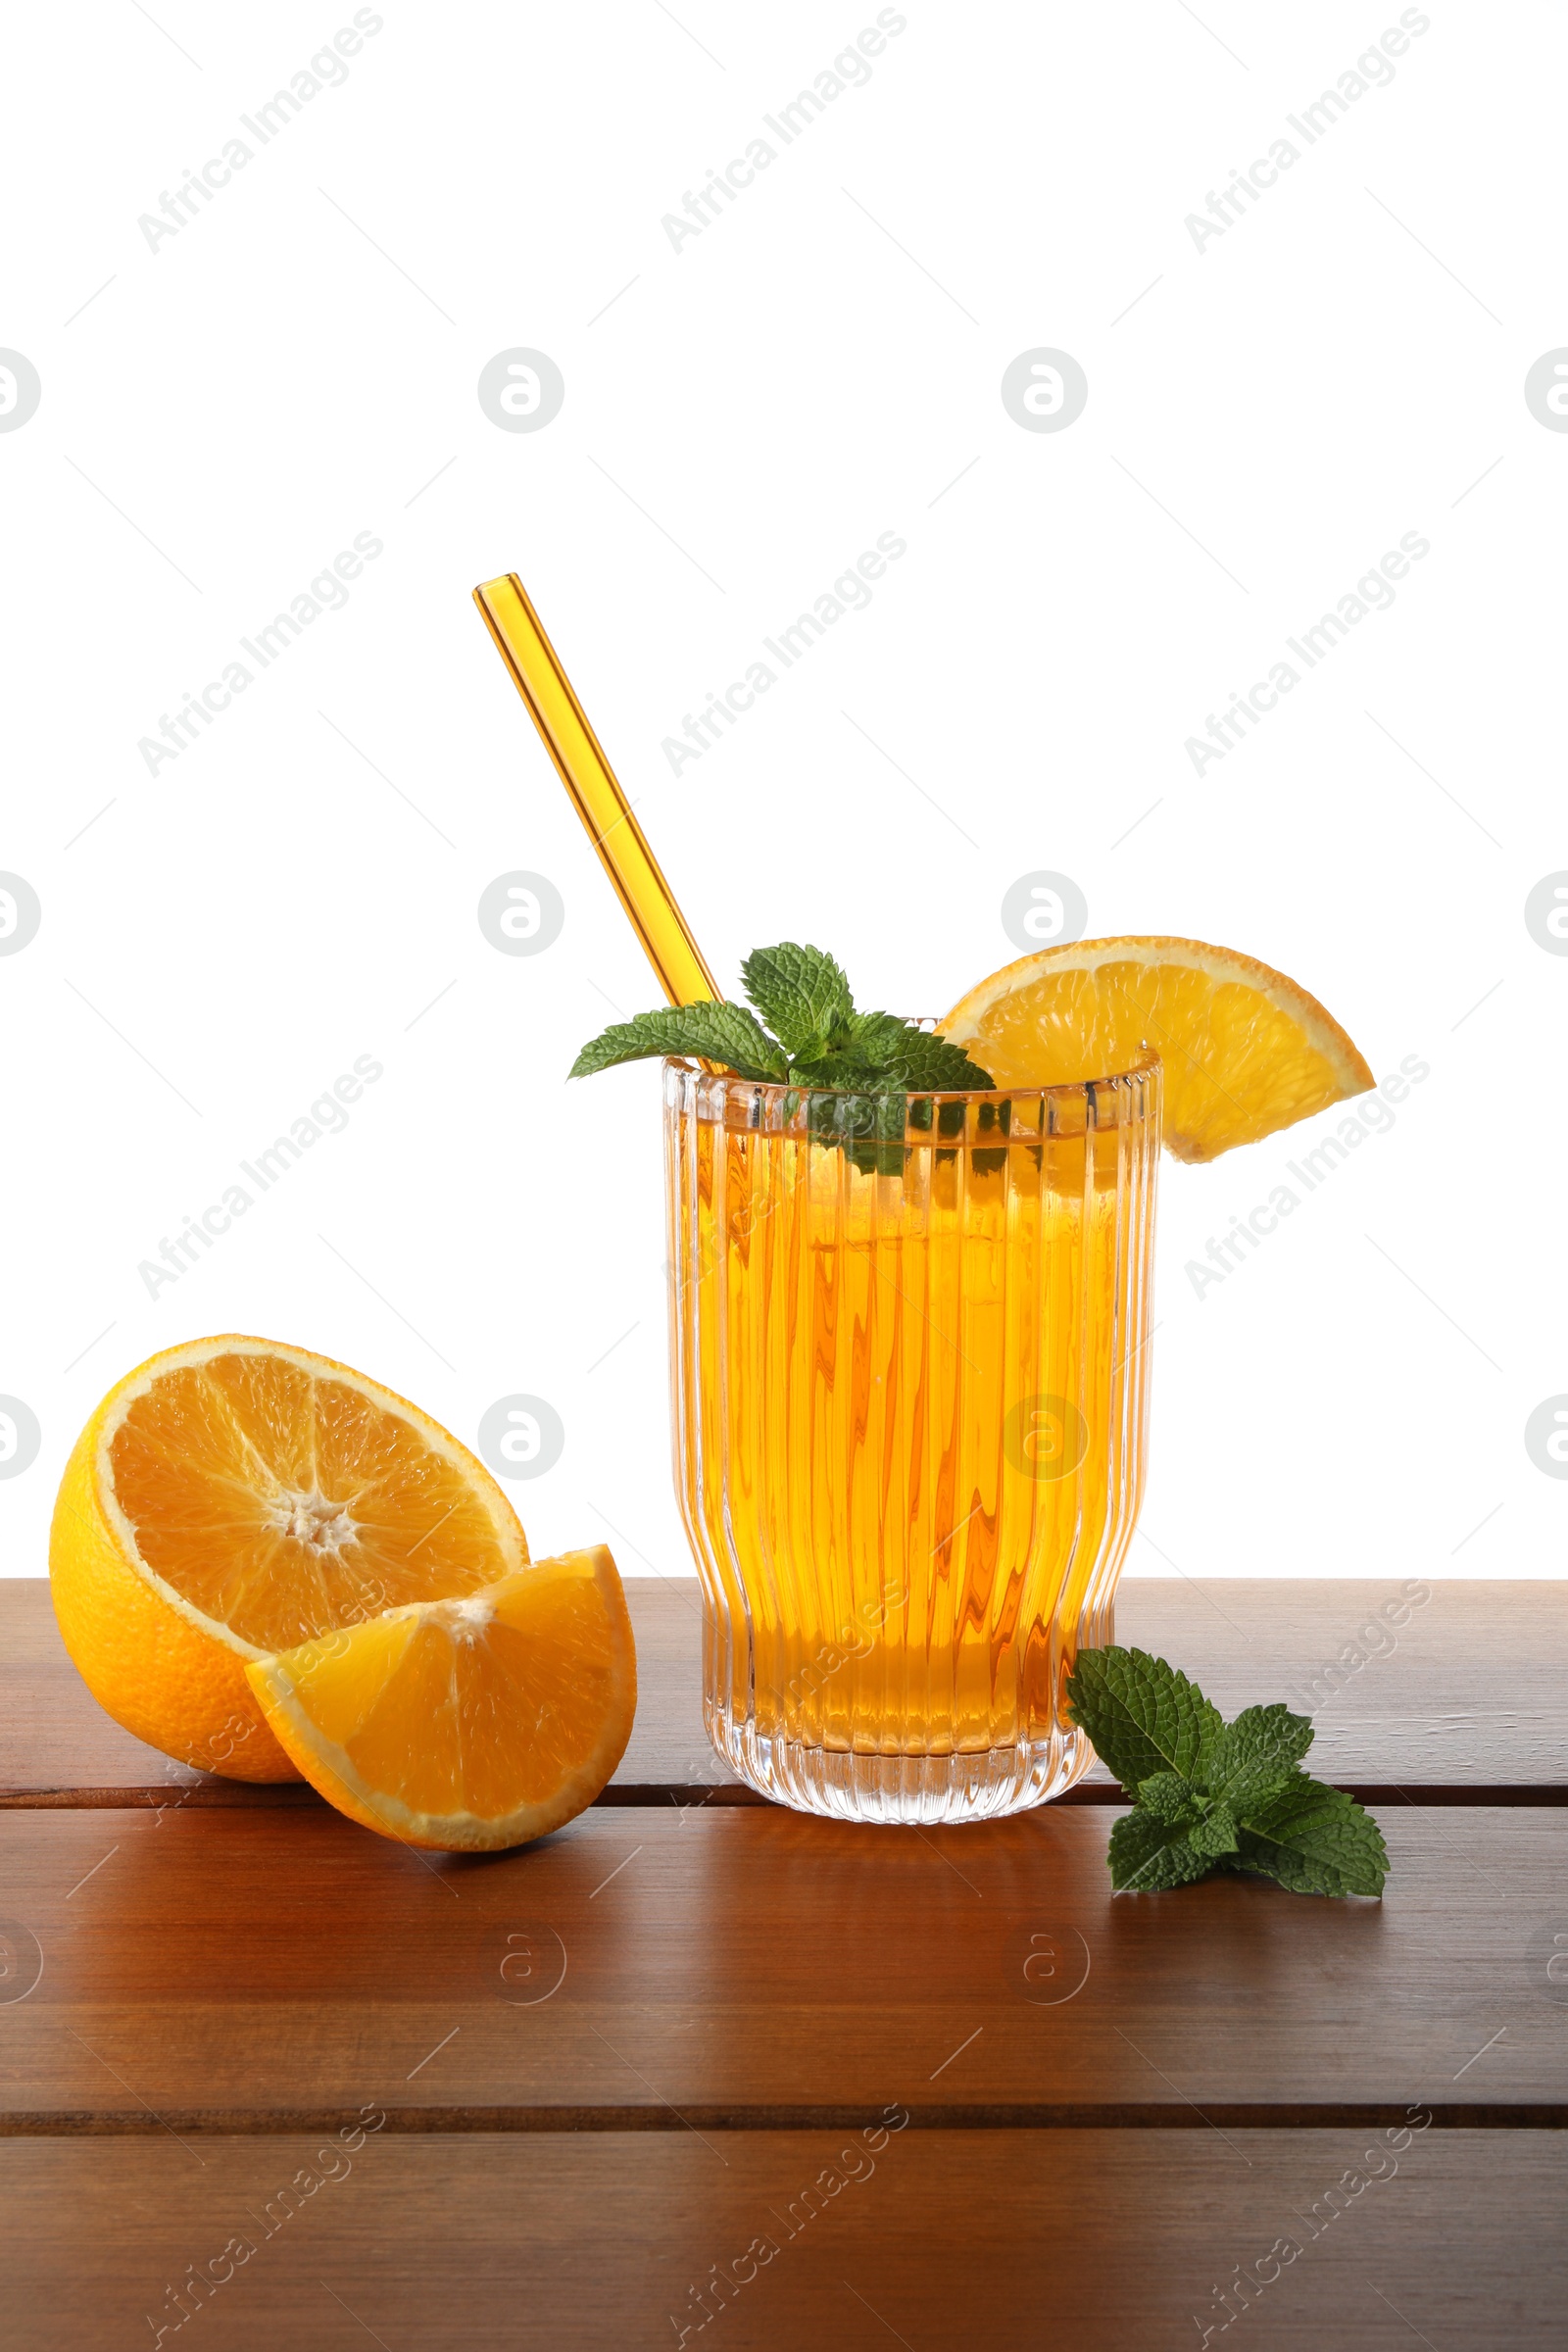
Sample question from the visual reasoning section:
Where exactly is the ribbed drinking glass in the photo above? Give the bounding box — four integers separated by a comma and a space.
664, 1057, 1160, 1824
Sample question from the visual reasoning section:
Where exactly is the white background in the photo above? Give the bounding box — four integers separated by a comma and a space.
2, 0, 1561, 1584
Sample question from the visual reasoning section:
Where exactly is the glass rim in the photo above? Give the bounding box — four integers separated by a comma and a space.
661, 1047, 1161, 1101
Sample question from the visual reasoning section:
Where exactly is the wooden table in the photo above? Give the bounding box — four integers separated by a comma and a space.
2, 1576, 1564, 2349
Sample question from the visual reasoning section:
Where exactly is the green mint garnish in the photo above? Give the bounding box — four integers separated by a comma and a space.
568, 1000, 789, 1084
569, 940, 994, 1097
738, 942, 855, 1058
1066, 1645, 1389, 1898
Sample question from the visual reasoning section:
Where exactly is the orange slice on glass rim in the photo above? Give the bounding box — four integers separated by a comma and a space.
940, 936, 1374, 1162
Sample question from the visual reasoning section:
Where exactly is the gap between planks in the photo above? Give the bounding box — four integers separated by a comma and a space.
2, 1783, 1565, 1811
2, 2102, 1566, 2139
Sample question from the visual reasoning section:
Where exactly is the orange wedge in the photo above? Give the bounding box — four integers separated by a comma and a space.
245, 1549, 636, 1850
50, 1336, 528, 1780
941, 937, 1374, 1162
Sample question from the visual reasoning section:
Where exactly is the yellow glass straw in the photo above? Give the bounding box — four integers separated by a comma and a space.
472, 572, 719, 1009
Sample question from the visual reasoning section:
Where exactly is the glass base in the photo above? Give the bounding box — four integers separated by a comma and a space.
706, 1704, 1097, 1825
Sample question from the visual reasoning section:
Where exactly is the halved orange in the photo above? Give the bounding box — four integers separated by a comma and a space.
245, 1549, 636, 1850
941, 937, 1374, 1162
50, 1336, 528, 1780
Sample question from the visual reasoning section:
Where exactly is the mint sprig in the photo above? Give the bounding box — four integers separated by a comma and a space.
1066, 1645, 1388, 1898
569, 941, 994, 1098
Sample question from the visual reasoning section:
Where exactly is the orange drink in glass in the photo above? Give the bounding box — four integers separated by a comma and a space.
665, 1056, 1160, 1824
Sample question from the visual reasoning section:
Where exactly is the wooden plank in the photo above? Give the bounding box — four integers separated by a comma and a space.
4, 1577, 1566, 1807
0, 2130, 1562, 2350
2, 1805, 1563, 2125
1119, 1573, 1568, 1792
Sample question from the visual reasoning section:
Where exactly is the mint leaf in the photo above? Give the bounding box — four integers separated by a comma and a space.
821, 1010, 995, 1092
1187, 1800, 1241, 1861
1229, 1773, 1390, 1897
785, 1015, 993, 1097
1204, 1703, 1315, 1814
790, 1050, 890, 1090
1129, 1773, 1237, 1864
1224, 1832, 1359, 1898
1066, 1645, 1223, 1796
740, 943, 852, 1058
569, 1003, 786, 1083
844, 1009, 913, 1065
879, 1029, 996, 1092
795, 1084, 910, 1178
1107, 1809, 1213, 1893
1133, 1771, 1202, 1827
